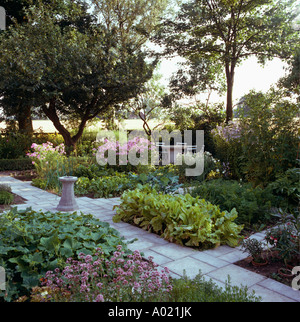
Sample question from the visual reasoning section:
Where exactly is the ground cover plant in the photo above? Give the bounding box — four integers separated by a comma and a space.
113, 186, 243, 248
0, 208, 131, 302
18, 247, 172, 302
169, 273, 261, 302
17, 258, 261, 302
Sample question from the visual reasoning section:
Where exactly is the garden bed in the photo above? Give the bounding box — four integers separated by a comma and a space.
0, 170, 38, 181
0, 193, 27, 212
234, 251, 299, 288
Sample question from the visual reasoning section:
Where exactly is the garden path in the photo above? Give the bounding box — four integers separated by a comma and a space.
1, 176, 299, 302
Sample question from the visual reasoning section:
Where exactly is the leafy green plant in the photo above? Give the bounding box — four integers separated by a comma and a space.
0, 207, 131, 302
0, 132, 32, 159
169, 272, 261, 302
73, 163, 110, 180
190, 179, 276, 226
212, 90, 299, 185
265, 210, 300, 266
241, 238, 267, 263
175, 151, 220, 182
0, 191, 14, 205
127, 167, 182, 194
113, 186, 243, 248
267, 167, 300, 213
75, 173, 131, 198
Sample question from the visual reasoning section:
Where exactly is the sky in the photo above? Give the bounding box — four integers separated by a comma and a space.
157, 55, 288, 106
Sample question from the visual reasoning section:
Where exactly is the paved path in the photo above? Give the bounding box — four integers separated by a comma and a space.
1, 176, 299, 302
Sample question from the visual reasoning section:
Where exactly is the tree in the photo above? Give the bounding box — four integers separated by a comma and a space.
153, 0, 300, 122
0, 0, 93, 135
0, 1, 167, 151
278, 48, 300, 101
123, 70, 169, 136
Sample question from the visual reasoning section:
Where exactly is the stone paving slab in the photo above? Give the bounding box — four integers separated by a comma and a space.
1, 175, 299, 302
166, 257, 217, 278
207, 264, 267, 288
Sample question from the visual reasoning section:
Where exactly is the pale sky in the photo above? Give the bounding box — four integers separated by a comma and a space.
157, 56, 288, 106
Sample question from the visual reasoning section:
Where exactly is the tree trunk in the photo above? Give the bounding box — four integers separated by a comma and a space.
17, 105, 33, 136
42, 99, 89, 155
225, 62, 235, 123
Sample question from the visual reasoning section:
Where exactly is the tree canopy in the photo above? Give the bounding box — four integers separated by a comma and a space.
153, 0, 300, 122
0, 0, 168, 150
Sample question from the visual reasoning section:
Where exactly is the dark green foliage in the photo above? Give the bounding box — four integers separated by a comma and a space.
0, 191, 14, 205
267, 167, 300, 213
190, 179, 276, 225
0, 208, 130, 301
154, 0, 299, 121
127, 168, 182, 194
213, 90, 299, 186
170, 273, 261, 302
74, 174, 131, 198
0, 159, 34, 171
0, 1, 159, 150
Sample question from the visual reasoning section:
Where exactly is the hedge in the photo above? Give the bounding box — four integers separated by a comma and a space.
0, 159, 34, 171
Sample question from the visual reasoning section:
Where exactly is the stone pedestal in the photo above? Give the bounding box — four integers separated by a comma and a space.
56, 176, 79, 212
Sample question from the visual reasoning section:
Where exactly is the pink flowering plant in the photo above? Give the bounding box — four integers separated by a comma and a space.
40, 246, 172, 302
27, 142, 68, 189
93, 136, 157, 170
27, 142, 66, 171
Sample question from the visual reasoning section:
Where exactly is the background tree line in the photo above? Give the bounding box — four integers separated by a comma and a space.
0, 0, 299, 152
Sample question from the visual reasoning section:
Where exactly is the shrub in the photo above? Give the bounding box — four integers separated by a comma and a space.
212, 90, 299, 186
113, 186, 243, 249
267, 167, 300, 213
169, 272, 261, 302
0, 208, 130, 302
0, 132, 31, 159
190, 179, 277, 226
0, 190, 14, 205
20, 247, 172, 302
73, 163, 108, 180
265, 210, 300, 266
0, 158, 34, 171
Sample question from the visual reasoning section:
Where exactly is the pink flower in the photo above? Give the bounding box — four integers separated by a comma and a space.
95, 294, 104, 302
